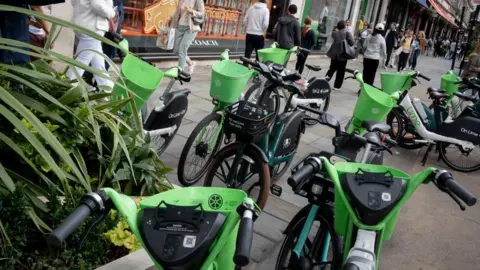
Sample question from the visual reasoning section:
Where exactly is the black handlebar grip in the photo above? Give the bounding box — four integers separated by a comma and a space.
47, 204, 91, 247
382, 135, 398, 147
443, 178, 477, 206
240, 57, 256, 66
345, 68, 355, 74
234, 211, 254, 267
287, 158, 321, 189
418, 73, 431, 81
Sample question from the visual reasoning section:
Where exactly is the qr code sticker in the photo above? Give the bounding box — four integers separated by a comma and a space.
183, 235, 196, 248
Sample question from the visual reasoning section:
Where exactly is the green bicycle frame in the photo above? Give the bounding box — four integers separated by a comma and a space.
293, 158, 437, 269
102, 187, 259, 270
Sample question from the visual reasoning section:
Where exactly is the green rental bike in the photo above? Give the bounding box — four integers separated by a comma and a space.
203, 57, 332, 209
177, 50, 254, 186
275, 145, 476, 269
48, 187, 260, 270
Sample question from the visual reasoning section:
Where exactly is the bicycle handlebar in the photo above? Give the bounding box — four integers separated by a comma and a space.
234, 203, 256, 267
288, 157, 322, 189
435, 171, 477, 207
47, 204, 91, 247
47, 192, 107, 247
417, 72, 431, 81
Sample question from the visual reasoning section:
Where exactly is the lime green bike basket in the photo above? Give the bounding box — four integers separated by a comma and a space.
440, 72, 460, 95
139, 187, 248, 213
210, 60, 254, 104
257, 47, 290, 65
380, 72, 413, 95
353, 83, 394, 123
113, 54, 164, 114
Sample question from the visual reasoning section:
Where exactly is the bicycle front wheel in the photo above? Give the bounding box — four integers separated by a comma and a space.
178, 113, 224, 186
203, 143, 270, 209
276, 205, 341, 270
244, 82, 281, 116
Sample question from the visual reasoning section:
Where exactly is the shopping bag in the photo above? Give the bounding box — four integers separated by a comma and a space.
395, 46, 403, 56
156, 27, 175, 50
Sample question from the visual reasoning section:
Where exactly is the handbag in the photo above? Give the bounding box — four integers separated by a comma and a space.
191, 0, 206, 26
341, 39, 355, 60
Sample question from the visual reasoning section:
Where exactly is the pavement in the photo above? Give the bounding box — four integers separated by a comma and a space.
101, 54, 480, 270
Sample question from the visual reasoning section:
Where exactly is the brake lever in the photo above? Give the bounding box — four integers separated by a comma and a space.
434, 180, 466, 211
446, 189, 466, 211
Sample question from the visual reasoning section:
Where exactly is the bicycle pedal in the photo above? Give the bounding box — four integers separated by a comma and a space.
270, 184, 282, 197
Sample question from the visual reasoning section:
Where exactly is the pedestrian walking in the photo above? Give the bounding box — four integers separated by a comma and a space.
66, 0, 117, 90
385, 23, 398, 68
170, 0, 205, 74
425, 38, 432, 56
273, 4, 301, 65
346, 20, 353, 35
449, 41, 457, 60
325, 20, 355, 90
434, 39, 442, 57
103, 0, 124, 70
397, 30, 413, 72
273, 4, 301, 50
243, 0, 269, 61
355, 23, 370, 58
462, 44, 480, 78
408, 34, 421, 70
295, 17, 315, 75
362, 23, 386, 86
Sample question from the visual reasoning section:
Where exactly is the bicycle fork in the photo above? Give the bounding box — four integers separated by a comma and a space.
292, 205, 331, 267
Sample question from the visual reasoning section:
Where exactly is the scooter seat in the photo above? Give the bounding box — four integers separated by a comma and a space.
306, 64, 322, 72
361, 120, 391, 134
427, 87, 449, 100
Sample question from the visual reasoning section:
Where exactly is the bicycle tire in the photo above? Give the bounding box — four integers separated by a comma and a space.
178, 112, 224, 186
151, 126, 179, 157
244, 82, 281, 116
386, 109, 424, 150
276, 205, 341, 270
203, 143, 270, 209
438, 142, 480, 172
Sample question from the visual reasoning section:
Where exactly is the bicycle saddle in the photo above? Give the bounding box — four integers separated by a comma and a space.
305, 64, 322, 72
361, 120, 391, 134
427, 87, 449, 99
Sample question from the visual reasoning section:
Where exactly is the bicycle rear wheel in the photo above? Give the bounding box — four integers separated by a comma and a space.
203, 143, 270, 209
438, 142, 480, 172
178, 113, 224, 186
244, 82, 281, 115
276, 205, 341, 270
151, 127, 179, 156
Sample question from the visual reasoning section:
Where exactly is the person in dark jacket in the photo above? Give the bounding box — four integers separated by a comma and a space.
384, 23, 398, 68
295, 16, 315, 75
326, 20, 354, 90
273, 4, 301, 50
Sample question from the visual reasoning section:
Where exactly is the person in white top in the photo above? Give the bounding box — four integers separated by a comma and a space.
362, 23, 386, 86
243, 0, 269, 60
66, 0, 117, 91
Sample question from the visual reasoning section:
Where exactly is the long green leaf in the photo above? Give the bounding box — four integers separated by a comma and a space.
72, 148, 89, 182
0, 105, 68, 185
0, 220, 12, 247
8, 90, 67, 125
0, 163, 15, 192
57, 85, 85, 106
0, 133, 59, 190
26, 208, 52, 233
0, 87, 90, 191
95, 112, 137, 184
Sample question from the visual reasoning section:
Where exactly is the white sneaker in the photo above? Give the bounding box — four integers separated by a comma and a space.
333, 87, 340, 91
392, 65, 397, 68
383, 65, 388, 70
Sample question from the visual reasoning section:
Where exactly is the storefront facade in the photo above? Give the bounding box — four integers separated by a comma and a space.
121, 0, 305, 58
300, 0, 357, 51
